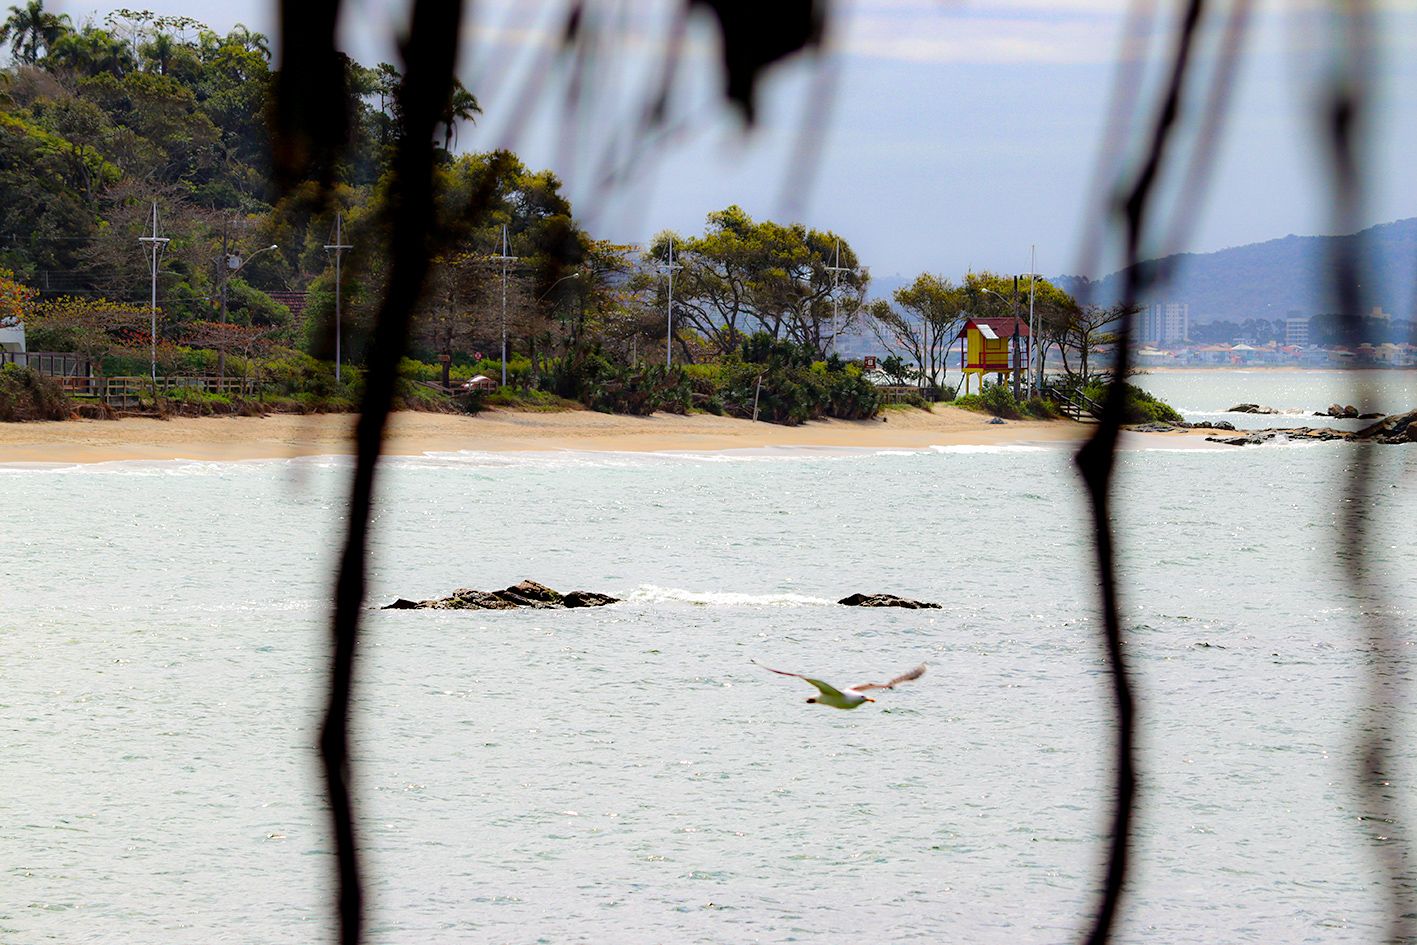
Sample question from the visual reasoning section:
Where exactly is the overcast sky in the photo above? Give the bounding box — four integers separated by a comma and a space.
54, 0, 1417, 281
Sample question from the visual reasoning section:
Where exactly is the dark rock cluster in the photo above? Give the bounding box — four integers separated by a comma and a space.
1206, 409, 1417, 447
1128, 419, 1235, 432
839, 593, 942, 609
1352, 408, 1417, 444
384, 580, 620, 611
1228, 403, 1281, 414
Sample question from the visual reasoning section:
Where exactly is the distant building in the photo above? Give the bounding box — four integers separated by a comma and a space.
1284, 317, 1310, 346
1141, 302, 1189, 345
0, 319, 24, 353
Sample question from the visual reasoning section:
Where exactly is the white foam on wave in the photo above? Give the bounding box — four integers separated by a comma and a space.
623, 584, 835, 607
409, 446, 906, 469
926, 444, 1055, 455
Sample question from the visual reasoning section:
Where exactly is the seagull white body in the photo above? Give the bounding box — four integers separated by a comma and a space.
756, 662, 926, 710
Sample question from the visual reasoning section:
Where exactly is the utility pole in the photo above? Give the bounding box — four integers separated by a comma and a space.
491, 224, 518, 387
1027, 245, 1038, 396
825, 238, 851, 359
138, 201, 169, 387
658, 237, 681, 368
324, 213, 352, 383
1012, 275, 1021, 401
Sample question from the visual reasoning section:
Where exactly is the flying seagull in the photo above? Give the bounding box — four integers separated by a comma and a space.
756, 661, 926, 710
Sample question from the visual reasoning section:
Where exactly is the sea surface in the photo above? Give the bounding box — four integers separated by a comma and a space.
1135, 368, 1417, 430
4, 375, 1417, 944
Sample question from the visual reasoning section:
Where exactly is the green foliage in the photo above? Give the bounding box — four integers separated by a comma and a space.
1024, 396, 1059, 419
483, 387, 578, 411
700, 333, 880, 425
260, 348, 356, 399
551, 349, 692, 415
0, 363, 70, 420
954, 381, 1022, 418
161, 386, 235, 415
1081, 380, 1183, 423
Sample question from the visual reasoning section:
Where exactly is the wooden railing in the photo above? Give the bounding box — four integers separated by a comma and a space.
100, 375, 256, 407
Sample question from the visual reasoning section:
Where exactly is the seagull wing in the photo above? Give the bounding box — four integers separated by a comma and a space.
850, 663, 927, 693
755, 662, 848, 701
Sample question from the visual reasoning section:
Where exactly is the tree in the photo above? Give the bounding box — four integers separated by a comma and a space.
413, 252, 495, 388
46, 26, 136, 77
0, 0, 70, 64
654, 206, 865, 361
20, 296, 150, 369
0, 266, 36, 322
437, 80, 480, 151
867, 273, 964, 395
1057, 303, 1136, 382
182, 320, 273, 390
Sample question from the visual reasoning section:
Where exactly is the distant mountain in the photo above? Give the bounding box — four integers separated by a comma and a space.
1053, 218, 1417, 323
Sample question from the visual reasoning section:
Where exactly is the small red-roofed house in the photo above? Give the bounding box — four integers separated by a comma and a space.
955, 317, 1030, 396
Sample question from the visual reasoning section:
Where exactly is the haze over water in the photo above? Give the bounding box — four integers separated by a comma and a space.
4, 376, 1416, 943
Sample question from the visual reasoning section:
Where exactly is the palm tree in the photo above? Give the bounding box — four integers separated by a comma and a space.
142, 32, 172, 75
439, 81, 481, 151
0, 0, 71, 64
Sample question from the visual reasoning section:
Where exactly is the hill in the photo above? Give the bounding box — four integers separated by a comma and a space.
1054, 218, 1417, 322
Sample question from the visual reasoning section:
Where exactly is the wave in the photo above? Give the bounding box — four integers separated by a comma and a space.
622, 583, 836, 607
926, 444, 1055, 454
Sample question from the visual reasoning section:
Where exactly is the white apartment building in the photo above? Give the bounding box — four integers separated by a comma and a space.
1284, 317, 1310, 345
1140, 301, 1189, 345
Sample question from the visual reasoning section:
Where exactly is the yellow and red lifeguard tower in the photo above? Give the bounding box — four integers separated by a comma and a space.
955, 317, 1030, 396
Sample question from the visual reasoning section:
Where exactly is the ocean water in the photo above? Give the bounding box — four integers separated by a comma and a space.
1135, 369, 1417, 430
3, 431, 1416, 942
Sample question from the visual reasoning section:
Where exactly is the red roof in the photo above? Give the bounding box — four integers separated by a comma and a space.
956, 317, 1030, 341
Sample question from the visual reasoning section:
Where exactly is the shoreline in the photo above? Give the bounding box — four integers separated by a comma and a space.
0, 406, 1216, 465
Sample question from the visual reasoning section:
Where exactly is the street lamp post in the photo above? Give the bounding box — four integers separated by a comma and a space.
217, 241, 278, 382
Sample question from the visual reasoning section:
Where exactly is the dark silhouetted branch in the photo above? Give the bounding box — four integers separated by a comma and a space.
1075, 2, 1207, 943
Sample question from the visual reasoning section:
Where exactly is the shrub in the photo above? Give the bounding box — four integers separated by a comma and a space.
0, 365, 71, 421
550, 350, 692, 415
1080, 380, 1183, 423
954, 381, 1025, 418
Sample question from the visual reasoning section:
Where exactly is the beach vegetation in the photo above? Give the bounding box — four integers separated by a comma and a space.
0, 362, 70, 420
1081, 379, 1183, 424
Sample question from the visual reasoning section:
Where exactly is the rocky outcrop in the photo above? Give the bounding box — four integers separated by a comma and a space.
1127, 419, 1235, 432
1325, 403, 1361, 419
839, 593, 942, 609
1207, 426, 1351, 447
384, 580, 620, 610
1207, 408, 1416, 447
1353, 408, 1417, 444
1228, 403, 1280, 414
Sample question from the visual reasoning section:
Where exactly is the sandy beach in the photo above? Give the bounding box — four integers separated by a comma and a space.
0, 405, 1159, 464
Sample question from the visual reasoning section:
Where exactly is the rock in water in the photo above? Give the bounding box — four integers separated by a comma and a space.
563, 590, 621, 608
384, 580, 619, 610
1353, 408, 1417, 444
839, 593, 942, 609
